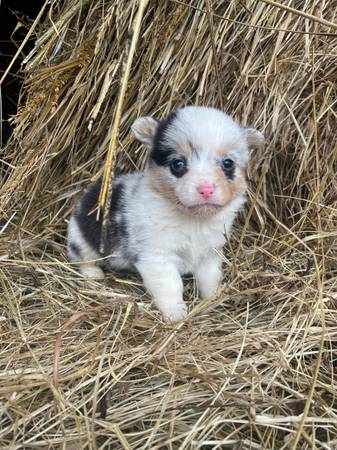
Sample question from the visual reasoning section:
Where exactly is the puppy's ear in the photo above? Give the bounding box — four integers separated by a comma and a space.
244, 127, 265, 149
131, 116, 159, 147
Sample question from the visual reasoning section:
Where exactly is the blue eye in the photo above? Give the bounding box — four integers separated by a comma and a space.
222, 158, 235, 171
170, 158, 187, 177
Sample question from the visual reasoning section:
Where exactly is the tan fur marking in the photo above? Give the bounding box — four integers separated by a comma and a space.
148, 166, 179, 204
177, 140, 192, 158
216, 145, 230, 157
213, 167, 247, 207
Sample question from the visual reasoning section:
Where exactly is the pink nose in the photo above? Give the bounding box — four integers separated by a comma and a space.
197, 183, 215, 199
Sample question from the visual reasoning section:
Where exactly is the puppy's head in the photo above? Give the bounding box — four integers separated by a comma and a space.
132, 106, 264, 216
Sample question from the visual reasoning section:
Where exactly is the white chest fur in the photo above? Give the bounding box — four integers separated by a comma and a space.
126, 178, 245, 274
168, 217, 225, 273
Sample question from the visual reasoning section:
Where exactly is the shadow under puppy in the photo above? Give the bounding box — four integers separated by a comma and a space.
67, 106, 264, 321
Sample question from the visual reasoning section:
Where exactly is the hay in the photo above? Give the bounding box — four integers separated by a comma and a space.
1, 0, 336, 448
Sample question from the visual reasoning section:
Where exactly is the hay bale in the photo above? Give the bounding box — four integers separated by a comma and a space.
1, 1, 336, 448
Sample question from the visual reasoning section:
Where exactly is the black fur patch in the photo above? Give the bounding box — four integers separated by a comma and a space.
76, 180, 125, 253
76, 179, 138, 266
69, 242, 81, 258
223, 167, 235, 181
150, 111, 178, 166
220, 160, 235, 181
106, 183, 128, 253
75, 180, 103, 251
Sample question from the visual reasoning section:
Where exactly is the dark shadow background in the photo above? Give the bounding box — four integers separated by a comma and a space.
0, 0, 44, 145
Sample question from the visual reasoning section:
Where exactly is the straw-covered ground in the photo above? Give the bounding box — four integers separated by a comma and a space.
1, 1, 337, 448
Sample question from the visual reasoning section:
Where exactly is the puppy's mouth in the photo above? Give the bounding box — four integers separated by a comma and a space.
174, 198, 224, 215
186, 203, 223, 215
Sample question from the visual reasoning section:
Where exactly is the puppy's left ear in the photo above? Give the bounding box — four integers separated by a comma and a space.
244, 127, 265, 149
131, 116, 159, 147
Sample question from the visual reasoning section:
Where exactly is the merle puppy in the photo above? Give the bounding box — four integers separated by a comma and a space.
67, 106, 264, 321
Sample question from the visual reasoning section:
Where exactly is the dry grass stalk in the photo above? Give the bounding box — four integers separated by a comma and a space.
0, 0, 336, 448
99, 0, 149, 255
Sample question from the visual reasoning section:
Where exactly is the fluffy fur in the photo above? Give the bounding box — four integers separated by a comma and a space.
67, 106, 264, 321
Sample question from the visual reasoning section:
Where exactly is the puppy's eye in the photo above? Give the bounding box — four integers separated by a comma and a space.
170, 158, 188, 177
222, 158, 235, 171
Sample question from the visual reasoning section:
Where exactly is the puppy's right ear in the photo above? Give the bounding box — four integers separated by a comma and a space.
244, 127, 265, 149
131, 116, 159, 147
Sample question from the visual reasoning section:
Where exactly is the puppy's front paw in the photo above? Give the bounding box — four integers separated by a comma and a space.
161, 302, 188, 322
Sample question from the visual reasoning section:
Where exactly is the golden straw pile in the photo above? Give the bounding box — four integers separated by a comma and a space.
1, 1, 336, 448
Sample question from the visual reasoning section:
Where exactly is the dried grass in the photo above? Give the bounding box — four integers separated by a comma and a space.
1, 0, 337, 448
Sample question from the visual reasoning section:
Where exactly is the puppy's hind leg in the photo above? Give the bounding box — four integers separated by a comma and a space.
67, 216, 105, 279
78, 263, 105, 279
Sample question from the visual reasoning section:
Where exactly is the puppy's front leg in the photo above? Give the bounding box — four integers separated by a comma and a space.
136, 260, 187, 322
195, 251, 223, 299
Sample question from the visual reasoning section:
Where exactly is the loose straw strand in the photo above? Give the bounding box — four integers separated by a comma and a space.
98, 0, 149, 255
